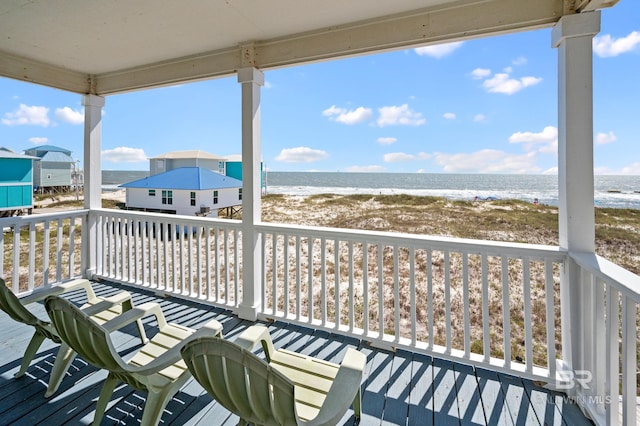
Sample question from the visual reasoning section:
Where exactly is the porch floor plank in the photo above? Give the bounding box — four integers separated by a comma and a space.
0, 281, 594, 425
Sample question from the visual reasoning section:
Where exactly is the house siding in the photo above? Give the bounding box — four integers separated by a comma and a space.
33, 161, 71, 187
0, 158, 33, 209
126, 187, 240, 216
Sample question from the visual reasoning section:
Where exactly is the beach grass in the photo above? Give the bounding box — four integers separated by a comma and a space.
263, 193, 640, 274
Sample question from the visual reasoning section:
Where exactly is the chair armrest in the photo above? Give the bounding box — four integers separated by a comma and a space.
234, 325, 276, 361
20, 279, 94, 305
100, 302, 167, 332
128, 319, 223, 375
95, 291, 132, 306
305, 348, 366, 426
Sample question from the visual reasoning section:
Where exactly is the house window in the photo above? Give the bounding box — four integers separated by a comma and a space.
213, 190, 218, 204
190, 192, 196, 206
162, 190, 173, 205
238, 188, 242, 200
148, 189, 156, 197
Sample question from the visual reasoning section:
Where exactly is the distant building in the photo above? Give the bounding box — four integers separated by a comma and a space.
149, 150, 226, 176
120, 167, 243, 217
149, 150, 264, 189
0, 148, 39, 216
24, 145, 76, 193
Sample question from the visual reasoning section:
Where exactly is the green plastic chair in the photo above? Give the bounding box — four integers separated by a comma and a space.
0, 278, 147, 396
45, 295, 224, 426
181, 325, 366, 426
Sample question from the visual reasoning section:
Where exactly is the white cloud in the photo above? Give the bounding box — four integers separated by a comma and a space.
593, 31, 640, 58
512, 56, 528, 66
377, 137, 397, 145
102, 147, 147, 163
595, 131, 617, 145
509, 126, 558, 154
276, 146, 329, 163
264, 81, 273, 89
473, 114, 487, 122
482, 72, 542, 95
377, 104, 425, 127
383, 152, 431, 162
2, 104, 50, 127
346, 165, 386, 172
509, 126, 558, 144
620, 162, 640, 175
29, 137, 48, 144
470, 68, 491, 80
594, 166, 613, 175
322, 105, 372, 124
443, 112, 456, 120
542, 167, 558, 175
55, 106, 84, 124
414, 41, 463, 58
433, 149, 540, 173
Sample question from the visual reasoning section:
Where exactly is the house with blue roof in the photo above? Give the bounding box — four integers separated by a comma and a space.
23, 145, 76, 193
0, 148, 39, 216
119, 167, 243, 216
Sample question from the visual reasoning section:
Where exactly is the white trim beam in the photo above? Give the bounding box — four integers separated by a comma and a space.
16, 0, 569, 95
0, 51, 90, 93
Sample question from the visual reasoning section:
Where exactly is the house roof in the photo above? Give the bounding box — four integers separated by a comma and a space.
119, 167, 242, 190
26, 145, 72, 155
38, 151, 74, 163
0, 1, 618, 96
150, 150, 225, 161
0, 150, 39, 160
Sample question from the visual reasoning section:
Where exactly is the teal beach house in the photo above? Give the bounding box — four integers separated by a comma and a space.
0, 149, 38, 216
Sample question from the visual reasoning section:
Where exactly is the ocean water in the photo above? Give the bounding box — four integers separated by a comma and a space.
264, 172, 640, 209
102, 170, 640, 209
102, 170, 149, 190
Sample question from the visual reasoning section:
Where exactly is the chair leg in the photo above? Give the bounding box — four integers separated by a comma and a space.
93, 373, 119, 425
139, 387, 175, 426
15, 331, 47, 378
122, 298, 149, 344
352, 388, 362, 419
45, 342, 76, 397
135, 318, 149, 344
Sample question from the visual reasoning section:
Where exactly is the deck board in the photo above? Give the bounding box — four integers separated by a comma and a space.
0, 281, 595, 425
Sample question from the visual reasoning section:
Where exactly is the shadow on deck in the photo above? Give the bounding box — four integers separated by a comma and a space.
0, 281, 593, 425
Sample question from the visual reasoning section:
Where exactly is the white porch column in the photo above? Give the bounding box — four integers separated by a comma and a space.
235, 67, 264, 321
82, 94, 105, 278
551, 11, 600, 388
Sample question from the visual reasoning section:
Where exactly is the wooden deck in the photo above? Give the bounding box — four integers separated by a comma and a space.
0, 281, 593, 425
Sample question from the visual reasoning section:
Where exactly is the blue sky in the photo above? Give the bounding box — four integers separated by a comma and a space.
1, 1, 639, 174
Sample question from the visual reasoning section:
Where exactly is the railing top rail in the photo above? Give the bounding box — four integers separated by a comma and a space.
256, 221, 566, 259
90, 208, 242, 228
0, 209, 89, 225
571, 251, 640, 302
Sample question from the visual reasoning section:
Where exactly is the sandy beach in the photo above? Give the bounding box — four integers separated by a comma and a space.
31, 190, 640, 275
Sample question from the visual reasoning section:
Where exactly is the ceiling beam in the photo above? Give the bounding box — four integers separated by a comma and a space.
2, 0, 574, 95
94, 0, 566, 95
0, 51, 90, 93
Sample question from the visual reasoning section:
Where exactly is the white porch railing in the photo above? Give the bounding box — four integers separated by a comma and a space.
570, 252, 640, 425
0, 210, 87, 294
91, 209, 242, 309
0, 209, 638, 424
256, 223, 566, 383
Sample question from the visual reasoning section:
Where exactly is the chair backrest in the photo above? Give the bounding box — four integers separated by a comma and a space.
44, 295, 127, 373
0, 279, 61, 342
182, 336, 298, 425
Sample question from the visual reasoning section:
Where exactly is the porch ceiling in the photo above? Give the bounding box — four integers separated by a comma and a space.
0, 0, 618, 95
